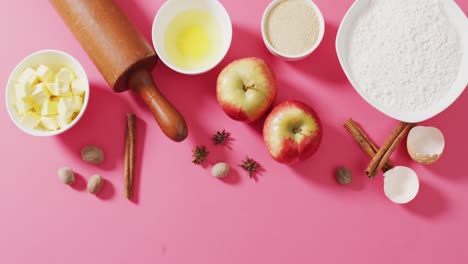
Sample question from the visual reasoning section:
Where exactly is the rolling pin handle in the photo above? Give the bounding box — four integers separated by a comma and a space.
129, 68, 188, 142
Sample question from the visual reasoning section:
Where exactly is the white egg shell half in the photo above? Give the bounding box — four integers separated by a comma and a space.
383, 166, 419, 204
407, 126, 445, 165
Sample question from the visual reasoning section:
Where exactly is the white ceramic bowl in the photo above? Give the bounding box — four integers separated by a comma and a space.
261, 0, 325, 61
5, 50, 89, 136
336, 0, 468, 123
152, 0, 232, 75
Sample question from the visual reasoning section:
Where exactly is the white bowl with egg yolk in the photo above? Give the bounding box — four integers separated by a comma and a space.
152, 0, 232, 75
5, 50, 89, 136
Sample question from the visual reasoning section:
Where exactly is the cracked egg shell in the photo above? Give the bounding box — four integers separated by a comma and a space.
384, 166, 419, 204
407, 126, 445, 165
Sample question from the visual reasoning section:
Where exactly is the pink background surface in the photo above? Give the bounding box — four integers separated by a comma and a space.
1, 0, 467, 263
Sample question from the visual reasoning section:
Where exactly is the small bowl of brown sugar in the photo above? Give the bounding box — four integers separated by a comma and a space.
261, 0, 325, 61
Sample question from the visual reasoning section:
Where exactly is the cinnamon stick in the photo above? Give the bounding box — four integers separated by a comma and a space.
366, 122, 413, 178
124, 113, 136, 199
344, 119, 393, 172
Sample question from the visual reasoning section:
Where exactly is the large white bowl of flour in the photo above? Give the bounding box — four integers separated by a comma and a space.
336, 0, 468, 123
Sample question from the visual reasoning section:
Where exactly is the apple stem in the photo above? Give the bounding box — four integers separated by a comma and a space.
293, 128, 307, 136
293, 128, 302, 134
243, 84, 256, 91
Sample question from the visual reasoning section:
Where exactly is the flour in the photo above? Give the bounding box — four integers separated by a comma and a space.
348, 0, 462, 112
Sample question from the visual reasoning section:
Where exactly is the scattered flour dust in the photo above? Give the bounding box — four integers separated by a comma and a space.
348, 0, 462, 112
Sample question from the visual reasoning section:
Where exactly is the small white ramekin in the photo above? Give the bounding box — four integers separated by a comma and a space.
261, 0, 325, 61
152, 0, 232, 75
5, 49, 90, 137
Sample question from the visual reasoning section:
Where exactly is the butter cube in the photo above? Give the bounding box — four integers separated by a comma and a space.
41, 116, 59, 131
72, 95, 83, 112
46, 83, 58, 96
15, 98, 33, 115
57, 113, 73, 129
15, 82, 32, 100
36, 65, 54, 83
22, 97, 37, 111
31, 83, 51, 109
17, 68, 39, 87
58, 97, 75, 116
17, 68, 36, 82
20, 111, 41, 128
41, 100, 59, 116
55, 68, 75, 84
71, 79, 85, 95
48, 81, 70, 96
30, 84, 50, 112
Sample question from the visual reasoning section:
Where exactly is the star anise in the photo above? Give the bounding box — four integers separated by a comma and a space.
212, 129, 230, 145
192, 146, 209, 165
240, 157, 261, 178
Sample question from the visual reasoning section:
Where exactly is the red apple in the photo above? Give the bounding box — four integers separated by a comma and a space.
217, 57, 277, 122
263, 100, 322, 164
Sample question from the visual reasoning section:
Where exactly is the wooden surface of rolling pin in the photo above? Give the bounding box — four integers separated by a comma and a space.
49, 0, 188, 142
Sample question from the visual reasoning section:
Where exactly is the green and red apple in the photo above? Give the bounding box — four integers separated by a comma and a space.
263, 100, 322, 164
217, 57, 277, 122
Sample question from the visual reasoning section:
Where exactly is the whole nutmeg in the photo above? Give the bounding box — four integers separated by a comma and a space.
57, 167, 75, 185
87, 174, 104, 194
335, 166, 352, 185
81, 146, 104, 164
211, 162, 230, 178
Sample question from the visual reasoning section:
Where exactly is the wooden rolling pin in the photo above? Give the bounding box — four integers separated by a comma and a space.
49, 0, 188, 142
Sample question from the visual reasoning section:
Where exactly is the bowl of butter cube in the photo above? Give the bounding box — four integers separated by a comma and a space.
5, 50, 89, 136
